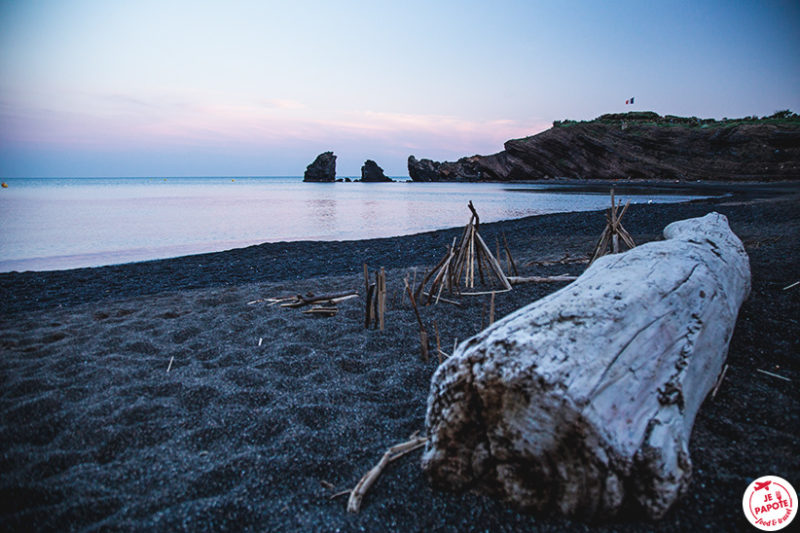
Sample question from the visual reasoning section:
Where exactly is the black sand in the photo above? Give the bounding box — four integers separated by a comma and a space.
1, 186, 798, 532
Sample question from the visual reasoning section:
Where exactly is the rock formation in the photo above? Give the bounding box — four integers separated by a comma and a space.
407, 156, 441, 181
409, 111, 800, 182
360, 160, 393, 182
303, 151, 337, 182
423, 212, 751, 520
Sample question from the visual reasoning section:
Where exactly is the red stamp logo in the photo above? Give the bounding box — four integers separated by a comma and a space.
742, 475, 796, 531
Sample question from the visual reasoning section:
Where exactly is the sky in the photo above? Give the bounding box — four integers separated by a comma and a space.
1, 0, 798, 177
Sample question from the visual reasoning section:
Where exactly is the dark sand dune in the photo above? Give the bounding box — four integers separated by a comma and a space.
1, 189, 798, 531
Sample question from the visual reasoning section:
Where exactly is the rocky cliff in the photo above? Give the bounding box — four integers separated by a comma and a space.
408, 111, 800, 182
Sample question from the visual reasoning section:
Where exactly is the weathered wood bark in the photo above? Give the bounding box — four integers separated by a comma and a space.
422, 213, 750, 520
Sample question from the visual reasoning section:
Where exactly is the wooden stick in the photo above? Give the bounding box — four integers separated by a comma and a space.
404, 279, 429, 361
453, 222, 472, 286
434, 321, 442, 365
508, 275, 578, 284
502, 232, 518, 276
434, 261, 449, 304
618, 225, 636, 250
473, 231, 512, 290
756, 368, 792, 382
610, 189, 616, 227
284, 291, 359, 308
416, 251, 452, 303
329, 294, 359, 304
363, 263, 369, 298
782, 281, 799, 290
303, 307, 339, 316
427, 247, 455, 304
467, 200, 480, 232
710, 364, 728, 400
167, 356, 174, 373
461, 288, 512, 296
346, 436, 428, 512
590, 225, 612, 264
379, 267, 386, 331
365, 284, 375, 328
617, 199, 631, 223
422, 292, 461, 306
488, 292, 495, 326
467, 225, 475, 288
474, 233, 487, 285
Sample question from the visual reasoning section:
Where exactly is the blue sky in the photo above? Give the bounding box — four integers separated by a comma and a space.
1, 0, 798, 177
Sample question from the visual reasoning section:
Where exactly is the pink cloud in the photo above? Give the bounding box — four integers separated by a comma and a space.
1, 91, 549, 160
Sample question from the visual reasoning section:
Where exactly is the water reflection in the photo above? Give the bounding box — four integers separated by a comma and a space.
0, 178, 714, 271
306, 198, 338, 234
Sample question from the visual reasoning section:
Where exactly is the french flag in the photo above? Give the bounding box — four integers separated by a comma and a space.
625, 97, 635, 105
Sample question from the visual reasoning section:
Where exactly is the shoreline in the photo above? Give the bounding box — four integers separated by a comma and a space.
2, 178, 745, 275
1, 191, 798, 531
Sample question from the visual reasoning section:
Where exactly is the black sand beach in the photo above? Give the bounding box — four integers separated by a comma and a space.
1, 186, 798, 532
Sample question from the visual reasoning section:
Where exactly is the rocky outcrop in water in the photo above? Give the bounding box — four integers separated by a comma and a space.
409, 111, 800, 182
360, 160, 393, 182
303, 151, 337, 182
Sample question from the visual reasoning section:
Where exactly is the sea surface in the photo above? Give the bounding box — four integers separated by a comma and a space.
0, 177, 708, 272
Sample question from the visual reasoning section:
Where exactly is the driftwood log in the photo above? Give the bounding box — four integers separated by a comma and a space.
422, 213, 750, 520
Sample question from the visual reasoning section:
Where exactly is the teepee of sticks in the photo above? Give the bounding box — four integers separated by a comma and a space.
416, 202, 512, 305
589, 189, 635, 264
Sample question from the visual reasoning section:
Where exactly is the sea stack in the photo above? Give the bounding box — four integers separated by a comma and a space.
303, 151, 337, 182
360, 160, 393, 182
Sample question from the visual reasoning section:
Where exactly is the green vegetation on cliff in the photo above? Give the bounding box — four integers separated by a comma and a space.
553, 110, 799, 129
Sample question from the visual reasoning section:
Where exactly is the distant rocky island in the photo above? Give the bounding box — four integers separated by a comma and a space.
303, 151, 337, 182
303, 153, 393, 182
408, 111, 800, 182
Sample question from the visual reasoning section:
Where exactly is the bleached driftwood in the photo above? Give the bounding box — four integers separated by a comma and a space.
422, 213, 750, 520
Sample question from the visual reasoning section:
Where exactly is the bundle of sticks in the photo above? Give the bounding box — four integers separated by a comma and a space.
415, 201, 512, 305
590, 189, 636, 264
248, 291, 358, 317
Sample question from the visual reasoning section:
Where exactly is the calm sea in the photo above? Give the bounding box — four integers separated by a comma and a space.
0, 177, 706, 272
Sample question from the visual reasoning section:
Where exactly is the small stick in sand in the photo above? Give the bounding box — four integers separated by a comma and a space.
461, 288, 512, 297
502, 232, 518, 276
167, 356, 174, 373
782, 281, 799, 291
434, 321, 442, 365
258, 337, 263, 347
488, 291, 495, 326
421, 292, 461, 307
756, 368, 792, 382
378, 267, 386, 331
404, 278, 429, 361
365, 283, 375, 328
303, 306, 339, 317
346, 435, 428, 513
507, 275, 578, 285
710, 364, 728, 400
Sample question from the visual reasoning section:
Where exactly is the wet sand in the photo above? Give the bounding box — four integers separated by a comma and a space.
1, 187, 798, 531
